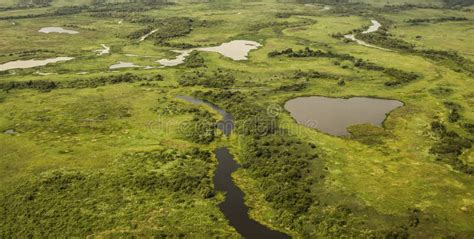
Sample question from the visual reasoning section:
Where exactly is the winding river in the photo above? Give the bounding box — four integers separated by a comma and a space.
344, 20, 389, 51
177, 96, 290, 239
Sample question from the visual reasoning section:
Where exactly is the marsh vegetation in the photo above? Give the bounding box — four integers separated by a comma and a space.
0, 0, 473, 238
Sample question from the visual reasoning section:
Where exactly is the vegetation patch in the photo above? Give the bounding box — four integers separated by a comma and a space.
430, 121, 473, 174
178, 69, 235, 88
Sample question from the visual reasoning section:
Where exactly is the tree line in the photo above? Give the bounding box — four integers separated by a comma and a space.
269, 47, 420, 86
178, 69, 235, 88
0, 73, 163, 92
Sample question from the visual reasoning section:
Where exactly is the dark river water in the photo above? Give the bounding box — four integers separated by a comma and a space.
285, 96, 403, 136
177, 96, 290, 239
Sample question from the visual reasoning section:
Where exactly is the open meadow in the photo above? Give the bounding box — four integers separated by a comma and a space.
0, 0, 473, 237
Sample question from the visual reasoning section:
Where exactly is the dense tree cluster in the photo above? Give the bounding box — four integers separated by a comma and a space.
380, 4, 441, 13
464, 123, 474, 134
430, 121, 473, 174
125, 17, 194, 47
429, 86, 454, 96
0, 73, 163, 92
0, 5, 89, 20
277, 82, 307, 91
184, 51, 206, 68
127, 26, 154, 40
0, 49, 55, 58
275, 11, 318, 18
382, 68, 420, 86
151, 17, 194, 46
16, 0, 52, 7
178, 69, 235, 88
444, 101, 462, 123
193, 90, 277, 136
269, 47, 419, 86
248, 18, 316, 33
356, 31, 414, 51
88, 2, 166, 14
181, 110, 217, 144
420, 49, 474, 74
152, 98, 197, 116
407, 16, 468, 24
122, 148, 214, 197
349, 29, 474, 74
192, 90, 316, 216
292, 70, 340, 80
443, 0, 474, 7
240, 136, 316, 215
0, 147, 215, 237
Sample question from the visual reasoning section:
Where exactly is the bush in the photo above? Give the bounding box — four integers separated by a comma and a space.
184, 51, 206, 68
430, 121, 473, 174
269, 47, 419, 86
193, 89, 317, 216
181, 110, 217, 144
0, 147, 215, 237
178, 69, 235, 88
0, 73, 163, 92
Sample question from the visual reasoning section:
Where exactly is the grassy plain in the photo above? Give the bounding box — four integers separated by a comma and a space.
0, 0, 473, 237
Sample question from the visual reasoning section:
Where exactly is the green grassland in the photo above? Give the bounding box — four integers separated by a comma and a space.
0, 0, 473, 238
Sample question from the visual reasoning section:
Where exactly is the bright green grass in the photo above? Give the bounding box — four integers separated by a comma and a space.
0, 0, 473, 237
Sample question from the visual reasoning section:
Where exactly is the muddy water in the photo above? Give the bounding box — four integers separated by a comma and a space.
198, 40, 262, 61
139, 29, 158, 42
95, 44, 110, 56
157, 40, 261, 67
39, 27, 79, 34
109, 61, 140, 69
156, 49, 193, 67
0, 57, 74, 71
177, 96, 290, 239
363, 20, 382, 34
285, 96, 403, 136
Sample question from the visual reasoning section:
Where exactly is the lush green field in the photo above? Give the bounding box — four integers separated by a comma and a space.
0, 0, 473, 238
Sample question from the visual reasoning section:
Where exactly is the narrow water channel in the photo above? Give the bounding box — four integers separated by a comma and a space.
177, 96, 290, 239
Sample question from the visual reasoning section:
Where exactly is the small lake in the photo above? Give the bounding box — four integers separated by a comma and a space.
39, 27, 79, 34
285, 96, 403, 136
157, 49, 193, 67
0, 57, 74, 71
157, 40, 261, 67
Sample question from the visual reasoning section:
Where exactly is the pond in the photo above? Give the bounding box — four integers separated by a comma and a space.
285, 96, 403, 136
156, 49, 193, 67
156, 40, 261, 67
0, 57, 74, 71
38, 27, 79, 34
177, 96, 290, 239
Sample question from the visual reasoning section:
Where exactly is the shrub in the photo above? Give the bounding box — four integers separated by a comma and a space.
178, 69, 235, 88
184, 51, 206, 68
430, 121, 473, 174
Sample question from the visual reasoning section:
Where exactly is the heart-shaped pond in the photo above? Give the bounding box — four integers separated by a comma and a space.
285, 96, 403, 136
